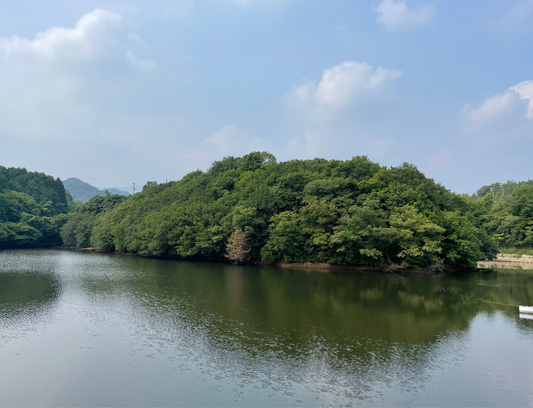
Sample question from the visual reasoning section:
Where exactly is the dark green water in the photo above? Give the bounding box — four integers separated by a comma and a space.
1, 249, 533, 407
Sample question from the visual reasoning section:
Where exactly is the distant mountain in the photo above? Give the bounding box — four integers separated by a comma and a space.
63, 178, 129, 203
104, 187, 130, 195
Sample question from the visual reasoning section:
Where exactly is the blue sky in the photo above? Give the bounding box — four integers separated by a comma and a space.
1, 0, 532, 193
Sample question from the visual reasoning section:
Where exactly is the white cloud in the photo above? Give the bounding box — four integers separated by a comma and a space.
466, 91, 518, 124
0, 9, 156, 138
510, 80, 533, 119
464, 80, 533, 129
375, 0, 435, 31
284, 61, 402, 118
0, 9, 123, 61
187, 125, 267, 169
316, 62, 402, 107
282, 62, 402, 159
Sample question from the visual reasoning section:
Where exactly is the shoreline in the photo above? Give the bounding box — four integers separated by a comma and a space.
51, 246, 470, 275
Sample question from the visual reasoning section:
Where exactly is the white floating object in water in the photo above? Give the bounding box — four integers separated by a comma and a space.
520, 314, 533, 320
519, 306, 533, 314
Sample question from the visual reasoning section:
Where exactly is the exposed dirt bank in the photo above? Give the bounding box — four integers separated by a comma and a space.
266, 262, 461, 275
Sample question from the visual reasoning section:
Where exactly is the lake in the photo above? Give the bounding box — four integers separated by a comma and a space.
1, 249, 533, 406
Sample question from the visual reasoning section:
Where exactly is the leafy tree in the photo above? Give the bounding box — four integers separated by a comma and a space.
0, 166, 69, 247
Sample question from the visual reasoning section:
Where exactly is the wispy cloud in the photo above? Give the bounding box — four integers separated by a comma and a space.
287, 132, 327, 158
493, 0, 533, 33
0, 8, 156, 138
187, 125, 267, 169
126, 50, 157, 71
0, 8, 153, 68
375, 0, 435, 31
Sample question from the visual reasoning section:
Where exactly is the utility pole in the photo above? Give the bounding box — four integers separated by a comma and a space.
490, 187, 494, 197
132, 183, 136, 195
500, 183, 504, 197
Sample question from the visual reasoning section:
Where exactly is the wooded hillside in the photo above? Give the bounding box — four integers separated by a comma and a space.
11, 153, 533, 269
60, 152, 498, 268
0, 166, 69, 248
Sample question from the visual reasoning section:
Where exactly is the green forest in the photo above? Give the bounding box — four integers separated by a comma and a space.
476, 179, 533, 198
0, 166, 69, 247
4, 153, 533, 269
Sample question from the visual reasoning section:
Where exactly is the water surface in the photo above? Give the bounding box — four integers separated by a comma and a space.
1, 249, 533, 406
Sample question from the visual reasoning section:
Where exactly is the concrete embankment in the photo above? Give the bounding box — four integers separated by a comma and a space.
478, 254, 533, 270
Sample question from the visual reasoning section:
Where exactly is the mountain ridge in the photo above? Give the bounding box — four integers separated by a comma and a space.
63, 177, 129, 203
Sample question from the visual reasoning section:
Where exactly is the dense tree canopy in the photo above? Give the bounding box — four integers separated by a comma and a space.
0, 166, 69, 248
59, 152, 499, 268
476, 179, 533, 198
13, 154, 533, 269
473, 185, 533, 249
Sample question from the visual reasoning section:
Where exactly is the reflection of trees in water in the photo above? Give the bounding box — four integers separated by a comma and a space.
8, 250, 529, 404
137, 262, 533, 398
99, 259, 533, 402
0, 271, 60, 328
2, 249, 532, 405
0, 250, 64, 345
470, 268, 533, 334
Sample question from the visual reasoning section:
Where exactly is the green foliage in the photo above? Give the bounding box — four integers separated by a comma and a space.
59, 214, 81, 246
59, 152, 495, 268
498, 247, 533, 256
0, 222, 42, 246
59, 194, 127, 249
261, 211, 306, 262
90, 217, 115, 252
0, 166, 69, 248
1, 155, 510, 269
75, 216, 96, 248
472, 184, 533, 253
142, 181, 158, 192
476, 179, 533, 198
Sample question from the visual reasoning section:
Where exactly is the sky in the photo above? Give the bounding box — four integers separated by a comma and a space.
1, 0, 533, 193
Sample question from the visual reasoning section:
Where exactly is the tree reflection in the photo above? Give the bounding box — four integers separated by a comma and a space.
96, 257, 533, 390
2, 250, 533, 405
0, 271, 60, 322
